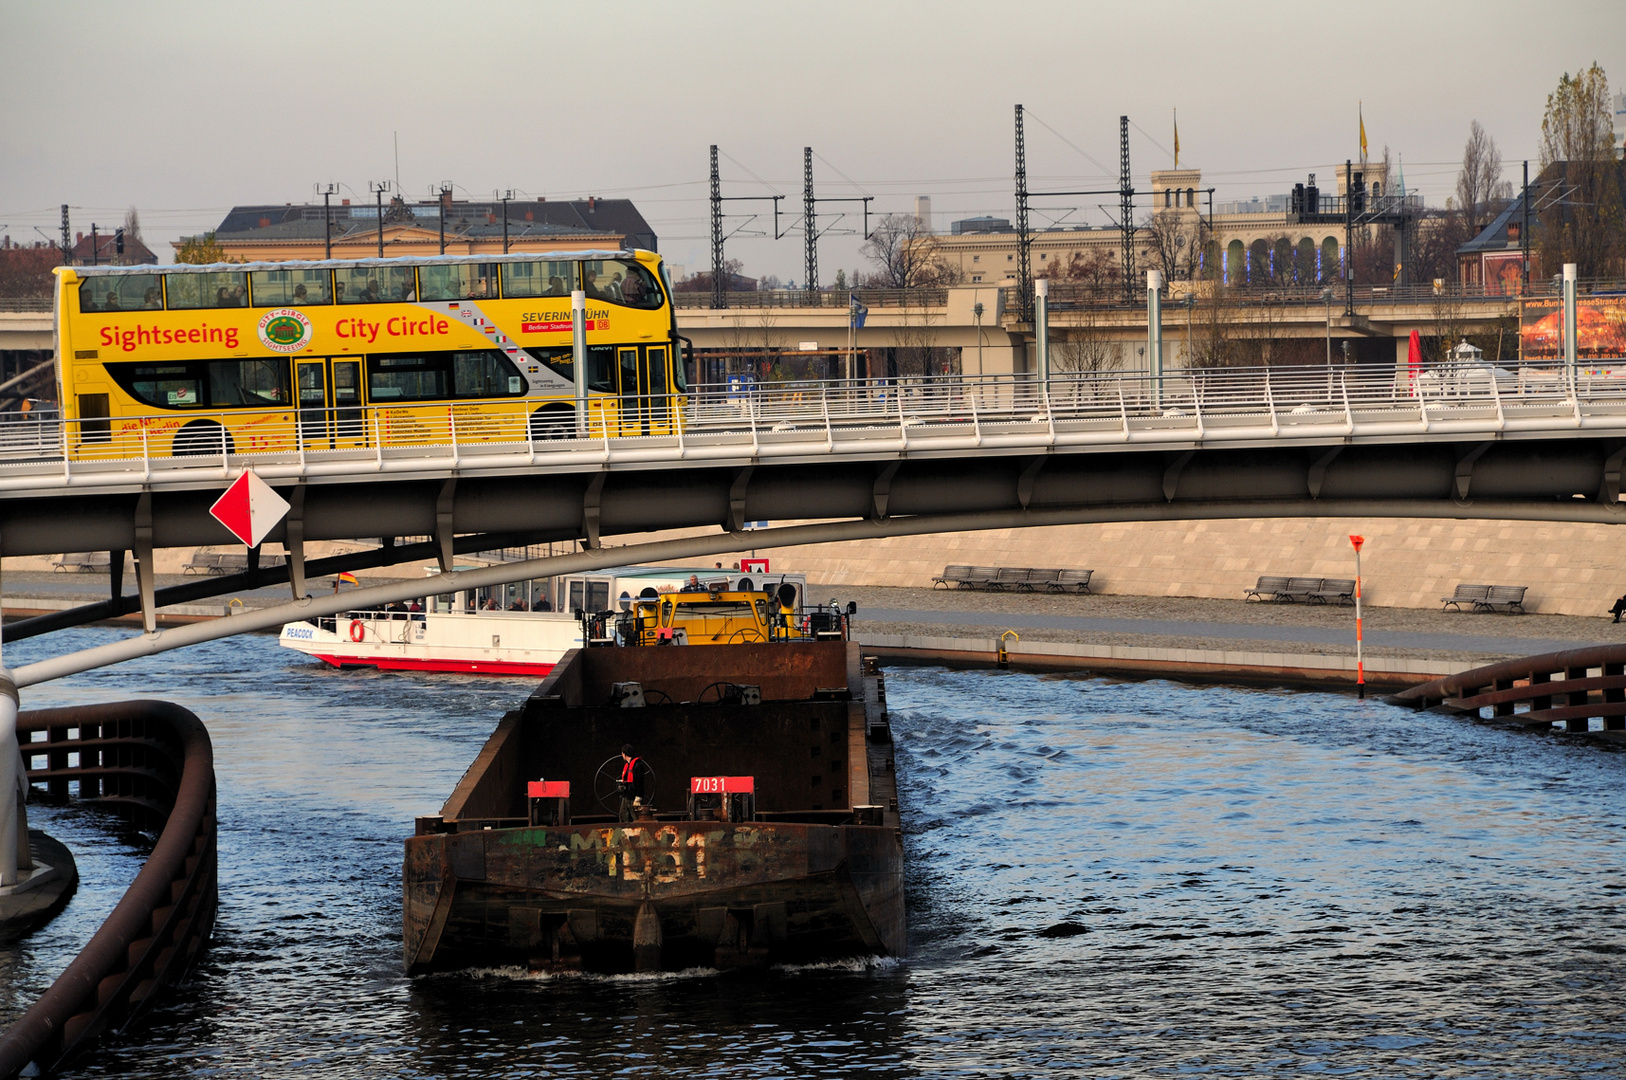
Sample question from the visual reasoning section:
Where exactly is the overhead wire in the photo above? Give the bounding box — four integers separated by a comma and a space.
1022, 109, 1115, 177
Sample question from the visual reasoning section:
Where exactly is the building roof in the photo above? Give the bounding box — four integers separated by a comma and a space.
205, 197, 656, 252
67, 231, 158, 265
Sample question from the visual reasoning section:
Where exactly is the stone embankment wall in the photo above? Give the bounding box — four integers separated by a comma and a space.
641, 517, 1626, 618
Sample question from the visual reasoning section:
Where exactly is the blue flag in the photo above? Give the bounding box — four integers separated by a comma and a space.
849, 293, 868, 329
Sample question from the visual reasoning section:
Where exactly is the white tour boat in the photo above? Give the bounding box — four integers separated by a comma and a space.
278, 563, 806, 677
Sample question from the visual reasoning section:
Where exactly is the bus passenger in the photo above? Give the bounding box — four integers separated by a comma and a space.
545, 275, 565, 296
470, 278, 489, 299
230, 284, 247, 305
584, 269, 605, 298
608, 272, 624, 301
292, 284, 309, 303
216, 287, 231, 307
621, 271, 646, 306
142, 288, 161, 308
360, 279, 381, 303
104, 291, 121, 310
334, 281, 346, 302
399, 280, 416, 301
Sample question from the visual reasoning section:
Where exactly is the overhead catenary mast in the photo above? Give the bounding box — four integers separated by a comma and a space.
1015, 105, 1032, 324
804, 148, 817, 297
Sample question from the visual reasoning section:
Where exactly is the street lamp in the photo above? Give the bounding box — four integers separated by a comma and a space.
1321, 287, 1333, 367
369, 180, 391, 258
973, 301, 984, 375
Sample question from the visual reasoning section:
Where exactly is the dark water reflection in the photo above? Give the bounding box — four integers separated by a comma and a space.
2, 629, 1623, 1077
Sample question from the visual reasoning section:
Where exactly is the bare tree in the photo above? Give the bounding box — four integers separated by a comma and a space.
123, 206, 143, 244
1456, 121, 1505, 237
860, 214, 962, 289
1142, 209, 1211, 285
1538, 63, 1626, 278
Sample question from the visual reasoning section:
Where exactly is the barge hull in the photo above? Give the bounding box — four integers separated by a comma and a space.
404, 819, 903, 972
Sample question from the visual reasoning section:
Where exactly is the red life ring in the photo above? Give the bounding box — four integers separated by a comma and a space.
349, 619, 366, 642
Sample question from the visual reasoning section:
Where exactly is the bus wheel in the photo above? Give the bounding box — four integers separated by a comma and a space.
529, 405, 575, 441
172, 420, 233, 457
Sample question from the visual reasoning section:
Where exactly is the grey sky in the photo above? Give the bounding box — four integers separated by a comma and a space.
1, 0, 1619, 282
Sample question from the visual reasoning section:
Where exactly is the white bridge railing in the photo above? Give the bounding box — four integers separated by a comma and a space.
2, 361, 1623, 492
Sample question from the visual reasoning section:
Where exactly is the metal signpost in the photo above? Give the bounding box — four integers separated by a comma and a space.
1350, 534, 1365, 698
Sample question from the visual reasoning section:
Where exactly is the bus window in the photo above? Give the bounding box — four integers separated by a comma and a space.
452, 351, 526, 396
367, 355, 447, 400
250, 268, 332, 306
79, 272, 162, 313
118, 364, 203, 408
165, 271, 248, 310
209, 359, 289, 406
336, 265, 414, 304
107, 359, 289, 409
420, 262, 500, 302
367, 350, 527, 401
523, 347, 615, 393
502, 261, 576, 298
584, 259, 663, 311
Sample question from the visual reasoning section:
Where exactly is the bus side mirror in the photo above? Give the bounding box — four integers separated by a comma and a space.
846, 602, 857, 615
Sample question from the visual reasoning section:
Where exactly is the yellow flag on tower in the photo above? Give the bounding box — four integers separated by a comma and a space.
1359, 104, 1368, 162
1173, 109, 1180, 167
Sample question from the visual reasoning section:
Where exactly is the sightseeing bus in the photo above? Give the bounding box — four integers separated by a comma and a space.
53, 250, 685, 458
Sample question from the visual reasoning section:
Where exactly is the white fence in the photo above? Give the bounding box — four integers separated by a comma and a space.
2, 362, 1623, 493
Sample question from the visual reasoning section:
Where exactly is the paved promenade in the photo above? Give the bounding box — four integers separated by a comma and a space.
833, 585, 1622, 666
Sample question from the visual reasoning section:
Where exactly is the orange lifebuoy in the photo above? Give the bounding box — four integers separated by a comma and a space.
349, 619, 365, 642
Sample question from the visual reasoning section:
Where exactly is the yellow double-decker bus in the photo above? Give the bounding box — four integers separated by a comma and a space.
55, 249, 685, 457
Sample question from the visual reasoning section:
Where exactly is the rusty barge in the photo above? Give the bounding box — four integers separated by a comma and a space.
403, 640, 903, 973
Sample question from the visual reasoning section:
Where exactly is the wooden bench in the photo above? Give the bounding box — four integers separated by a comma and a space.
51, 552, 109, 573
1284, 576, 1327, 602
1047, 569, 1094, 594
989, 567, 1033, 591
1315, 578, 1357, 605
182, 551, 222, 574
962, 566, 1001, 589
932, 564, 974, 589
1477, 585, 1528, 614
1441, 584, 1492, 611
1244, 575, 1294, 602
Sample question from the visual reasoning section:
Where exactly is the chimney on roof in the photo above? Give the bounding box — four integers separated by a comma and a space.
342, 198, 350, 206
524, 210, 533, 221
588, 197, 596, 212
259, 216, 271, 228
76, 232, 83, 243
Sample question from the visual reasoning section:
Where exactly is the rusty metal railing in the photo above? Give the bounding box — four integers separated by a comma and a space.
0, 701, 217, 1078
1389, 644, 1626, 739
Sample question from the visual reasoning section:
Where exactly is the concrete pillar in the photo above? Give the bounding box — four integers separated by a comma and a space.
0, 672, 17, 887
1034, 279, 1050, 389
572, 289, 587, 435
1563, 263, 1578, 388
1147, 270, 1164, 403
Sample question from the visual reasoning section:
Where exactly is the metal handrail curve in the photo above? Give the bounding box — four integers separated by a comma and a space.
0, 701, 217, 1079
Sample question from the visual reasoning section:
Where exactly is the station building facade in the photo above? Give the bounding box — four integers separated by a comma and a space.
929, 164, 1395, 290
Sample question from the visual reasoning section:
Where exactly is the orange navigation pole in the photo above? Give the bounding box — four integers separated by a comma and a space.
1349, 535, 1365, 698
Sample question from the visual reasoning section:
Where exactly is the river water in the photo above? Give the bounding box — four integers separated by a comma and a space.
2, 628, 1624, 1077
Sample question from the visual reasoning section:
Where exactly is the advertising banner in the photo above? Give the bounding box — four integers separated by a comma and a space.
1520, 296, 1626, 362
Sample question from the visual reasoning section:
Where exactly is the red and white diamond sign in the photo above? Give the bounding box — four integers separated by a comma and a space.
209, 470, 290, 548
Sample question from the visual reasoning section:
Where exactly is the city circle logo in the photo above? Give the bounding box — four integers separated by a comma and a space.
257, 308, 312, 353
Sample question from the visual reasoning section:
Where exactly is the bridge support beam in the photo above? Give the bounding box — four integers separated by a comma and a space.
133, 493, 156, 634
15, 496, 1626, 690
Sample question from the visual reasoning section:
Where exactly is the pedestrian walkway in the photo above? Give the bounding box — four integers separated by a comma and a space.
857, 606, 1606, 659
